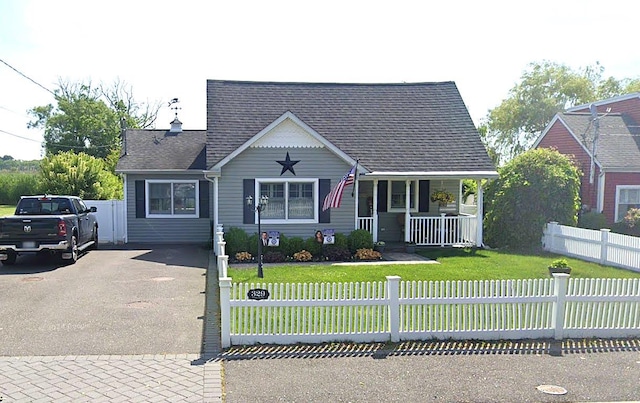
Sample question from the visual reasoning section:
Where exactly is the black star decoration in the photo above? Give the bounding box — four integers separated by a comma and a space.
276, 152, 300, 176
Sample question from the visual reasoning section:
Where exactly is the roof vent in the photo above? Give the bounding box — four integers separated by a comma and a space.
168, 97, 182, 134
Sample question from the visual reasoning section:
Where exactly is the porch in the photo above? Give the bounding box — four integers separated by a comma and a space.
353, 176, 487, 247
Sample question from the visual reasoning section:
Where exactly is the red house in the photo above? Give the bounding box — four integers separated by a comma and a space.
533, 93, 640, 224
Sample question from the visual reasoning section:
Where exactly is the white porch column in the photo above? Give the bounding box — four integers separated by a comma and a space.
476, 179, 484, 247
404, 180, 411, 242
354, 178, 360, 231
373, 179, 379, 242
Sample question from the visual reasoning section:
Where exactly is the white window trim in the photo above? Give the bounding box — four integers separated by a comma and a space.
387, 180, 419, 213
145, 179, 200, 219
256, 178, 318, 224
615, 185, 640, 222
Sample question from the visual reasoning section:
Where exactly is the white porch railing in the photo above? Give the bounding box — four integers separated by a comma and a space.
542, 222, 640, 272
409, 215, 477, 246
357, 217, 373, 234
357, 215, 477, 247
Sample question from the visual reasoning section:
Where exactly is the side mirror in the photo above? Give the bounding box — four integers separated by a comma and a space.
90, 206, 97, 213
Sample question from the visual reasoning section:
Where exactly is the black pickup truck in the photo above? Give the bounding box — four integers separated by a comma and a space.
0, 195, 99, 266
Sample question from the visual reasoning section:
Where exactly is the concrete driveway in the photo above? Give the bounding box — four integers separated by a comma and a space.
0, 245, 208, 356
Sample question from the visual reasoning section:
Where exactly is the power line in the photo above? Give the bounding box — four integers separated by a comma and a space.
0, 58, 56, 97
0, 128, 42, 143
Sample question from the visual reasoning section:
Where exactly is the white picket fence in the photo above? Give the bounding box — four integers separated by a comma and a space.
216, 229, 640, 347
85, 199, 126, 244
542, 221, 640, 272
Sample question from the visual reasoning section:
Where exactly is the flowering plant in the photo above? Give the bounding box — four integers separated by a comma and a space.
430, 189, 455, 205
235, 251, 252, 262
293, 250, 313, 262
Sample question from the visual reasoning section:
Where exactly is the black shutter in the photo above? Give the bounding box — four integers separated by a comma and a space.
199, 180, 210, 218
319, 179, 331, 223
243, 179, 255, 224
135, 180, 145, 218
418, 180, 430, 212
377, 180, 388, 213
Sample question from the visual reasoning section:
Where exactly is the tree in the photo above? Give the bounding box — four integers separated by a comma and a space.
28, 79, 160, 163
485, 61, 639, 163
39, 151, 123, 200
483, 148, 581, 249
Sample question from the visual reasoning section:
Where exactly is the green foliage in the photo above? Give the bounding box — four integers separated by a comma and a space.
623, 208, 640, 228
578, 211, 608, 230
484, 61, 640, 163
348, 229, 374, 253
549, 258, 569, 269
462, 179, 478, 202
284, 236, 305, 257
484, 148, 581, 249
0, 173, 40, 204
38, 152, 122, 200
28, 79, 160, 164
304, 236, 323, 257
0, 158, 40, 172
225, 227, 250, 257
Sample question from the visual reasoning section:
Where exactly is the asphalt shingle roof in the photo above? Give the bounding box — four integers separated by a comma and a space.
560, 112, 640, 170
206, 80, 495, 173
116, 129, 206, 171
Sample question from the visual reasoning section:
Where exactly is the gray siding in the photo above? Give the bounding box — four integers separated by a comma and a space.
218, 147, 356, 238
126, 174, 212, 244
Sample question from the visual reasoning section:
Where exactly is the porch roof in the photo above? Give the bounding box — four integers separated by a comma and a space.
363, 170, 498, 179
206, 80, 496, 174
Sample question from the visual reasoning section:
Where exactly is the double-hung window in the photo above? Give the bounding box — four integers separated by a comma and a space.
389, 180, 417, 212
616, 186, 640, 222
147, 180, 199, 218
257, 179, 317, 223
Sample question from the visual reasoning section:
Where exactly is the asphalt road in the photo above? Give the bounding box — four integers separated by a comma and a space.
0, 245, 207, 356
222, 339, 640, 402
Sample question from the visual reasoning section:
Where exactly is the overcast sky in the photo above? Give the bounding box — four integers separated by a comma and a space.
1, 0, 639, 160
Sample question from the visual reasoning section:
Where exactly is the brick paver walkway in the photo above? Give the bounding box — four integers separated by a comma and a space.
0, 355, 221, 402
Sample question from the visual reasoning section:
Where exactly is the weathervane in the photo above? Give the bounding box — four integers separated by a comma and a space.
168, 97, 181, 117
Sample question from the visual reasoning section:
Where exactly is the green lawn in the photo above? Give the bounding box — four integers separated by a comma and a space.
227, 247, 640, 283
0, 205, 15, 217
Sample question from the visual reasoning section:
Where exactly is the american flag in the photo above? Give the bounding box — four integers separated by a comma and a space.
322, 164, 356, 211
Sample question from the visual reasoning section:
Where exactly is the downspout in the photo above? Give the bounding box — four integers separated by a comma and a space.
204, 173, 219, 254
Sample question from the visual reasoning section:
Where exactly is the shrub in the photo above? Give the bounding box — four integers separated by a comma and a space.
304, 236, 323, 257
577, 211, 608, 230
285, 237, 305, 257
225, 227, 249, 257
333, 233, 349, 250
324, 246, 352, 262
354, 248, 381, 260
348, 229, 374, 253
484, 148, 581, 249
623, 208, 640, 229
263, 251, 286, 263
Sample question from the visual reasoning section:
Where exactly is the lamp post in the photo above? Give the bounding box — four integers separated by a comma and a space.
246, 194, 269, 278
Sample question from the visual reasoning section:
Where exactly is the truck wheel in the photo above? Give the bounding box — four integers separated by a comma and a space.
1, 251, 17, 266
92, 226, 99, 250
63, 235, 78, 264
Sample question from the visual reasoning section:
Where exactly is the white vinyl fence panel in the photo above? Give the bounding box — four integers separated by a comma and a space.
542, 221, 640, 272
84, 200, 125, 244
